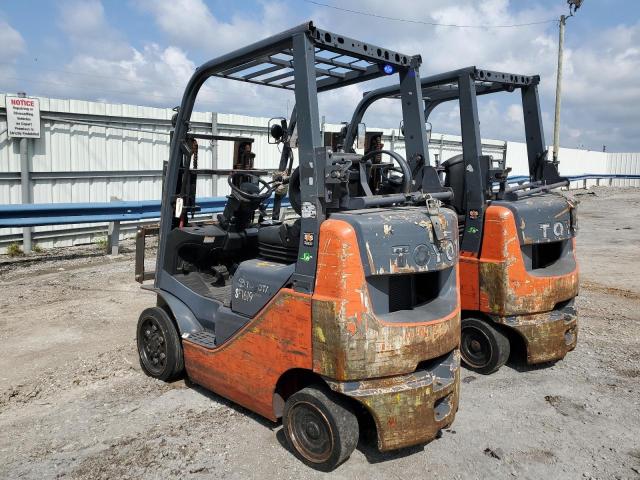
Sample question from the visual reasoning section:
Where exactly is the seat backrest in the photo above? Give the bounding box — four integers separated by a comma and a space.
443, 154, 494, 214
257, 219, 300, 264
442, 154, 465, 214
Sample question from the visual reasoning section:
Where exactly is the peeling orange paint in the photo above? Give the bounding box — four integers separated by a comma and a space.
312, 219, 461, 380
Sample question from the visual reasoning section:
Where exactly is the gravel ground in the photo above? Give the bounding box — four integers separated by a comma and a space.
0, 186, 639, 479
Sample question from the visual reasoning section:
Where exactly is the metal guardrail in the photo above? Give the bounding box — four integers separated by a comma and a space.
507, 173, 640, 184
2, 173, 640, 230
0, 197, 289, 228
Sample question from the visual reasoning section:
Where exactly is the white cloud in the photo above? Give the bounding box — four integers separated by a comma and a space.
134, 0, 291, 54
0, 18, 27, 89
31, 0, 197, 106
134, 0, 221, 49
40, 44, 195, 106
507, 103, 523, 124
558, 22, 640, 151
31, 0, 296, 115
0, 19, 25, 60
57, 0, 132, 60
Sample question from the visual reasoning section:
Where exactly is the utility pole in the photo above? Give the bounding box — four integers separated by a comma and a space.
552, 0, 583, 163
552, 15, 566, 164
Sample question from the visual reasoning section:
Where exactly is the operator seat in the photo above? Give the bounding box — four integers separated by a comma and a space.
256, 167, 302, 264
258, 219, 301, 264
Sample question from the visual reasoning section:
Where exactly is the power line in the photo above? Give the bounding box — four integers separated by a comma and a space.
304, 0, 558, 29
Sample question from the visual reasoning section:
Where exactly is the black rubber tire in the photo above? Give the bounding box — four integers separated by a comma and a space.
283, 386, 359, 471
461, 317, 510, 375
136, 307, 184, 381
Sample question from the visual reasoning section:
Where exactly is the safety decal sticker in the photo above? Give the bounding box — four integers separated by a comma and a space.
301, 202, 317, 218
303, 232, 314, 247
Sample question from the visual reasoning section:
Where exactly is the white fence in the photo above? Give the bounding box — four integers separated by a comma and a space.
1, 94, 638, 251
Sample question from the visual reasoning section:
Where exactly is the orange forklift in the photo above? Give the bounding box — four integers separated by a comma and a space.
343, 67, 579, 374
135, 22, 461, 470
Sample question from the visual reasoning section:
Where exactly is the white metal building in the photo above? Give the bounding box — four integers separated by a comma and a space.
1, 94, 638, 251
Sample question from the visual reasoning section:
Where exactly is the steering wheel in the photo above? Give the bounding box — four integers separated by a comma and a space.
360, 149, 412, 194
228, 172, 277, 201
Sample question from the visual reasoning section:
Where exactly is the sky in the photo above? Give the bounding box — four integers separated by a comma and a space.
0, 0, 639, 152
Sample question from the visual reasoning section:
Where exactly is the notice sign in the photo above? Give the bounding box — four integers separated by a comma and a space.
6, 96, 41, 138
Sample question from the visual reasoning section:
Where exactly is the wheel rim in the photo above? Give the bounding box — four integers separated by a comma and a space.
287, 401, 334, 463
139, 317, 168, 375
461, 325, 493, 369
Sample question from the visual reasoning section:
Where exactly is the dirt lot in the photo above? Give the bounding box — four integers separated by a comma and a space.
1, 186, 639, 479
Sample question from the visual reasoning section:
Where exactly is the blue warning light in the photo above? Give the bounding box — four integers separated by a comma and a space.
383, 64, 395, 75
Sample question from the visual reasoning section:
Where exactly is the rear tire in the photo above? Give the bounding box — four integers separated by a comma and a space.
136, 307, 184, 381
461, 317, 510, 374
283, 386, 359, 471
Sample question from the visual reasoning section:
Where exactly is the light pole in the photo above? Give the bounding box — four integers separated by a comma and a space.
552, 0, 583, 163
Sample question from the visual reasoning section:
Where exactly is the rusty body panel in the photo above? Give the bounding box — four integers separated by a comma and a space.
460, 204, 579, 364
313, 218, 460, 449
493, 300, 578, 364
312, 299, 459, 379
327, 350, 460, 451
313, 218, 461, 380
182, 290, 312, 421
476, 206, 578, 316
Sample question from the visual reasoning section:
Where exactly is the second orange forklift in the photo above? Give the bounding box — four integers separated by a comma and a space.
343, 66, 579, 374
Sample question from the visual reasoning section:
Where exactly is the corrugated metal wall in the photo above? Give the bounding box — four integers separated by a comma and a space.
607, 152, 640, 187
0, 94, 637, 250
0, 95, 287, 248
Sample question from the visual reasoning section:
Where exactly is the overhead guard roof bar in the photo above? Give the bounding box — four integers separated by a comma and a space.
368, 67, 539, 101
211, 22, 416, 93
344, 67, 539, 153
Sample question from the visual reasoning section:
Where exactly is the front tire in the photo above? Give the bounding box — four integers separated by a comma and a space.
136, 307, 184, 381
283, 386, 359, 471
461, 317, 510, 374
